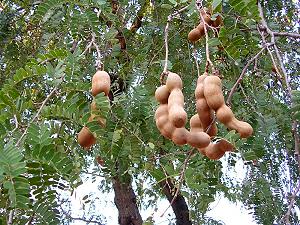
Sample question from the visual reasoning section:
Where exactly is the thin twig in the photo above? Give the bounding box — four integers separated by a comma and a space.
10, 115, 19, 134
15, 87, 58, 147
160, 150, 194, 217
161, 5, 189, 82
80, 33, 104, 70
226, 45, 271, 105
257, 25, 282, 80
59, 206, 104, 225
195, 1, 215, 73
273, 31, 300, 39
193, 48, 200, 77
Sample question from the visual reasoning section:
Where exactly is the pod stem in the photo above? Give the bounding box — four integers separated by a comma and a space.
195, 0, 216, 74
81, 32, 104, 71
161, 5, 190, 84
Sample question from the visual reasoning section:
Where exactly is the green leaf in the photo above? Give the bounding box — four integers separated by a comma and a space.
212, 0, 222, 10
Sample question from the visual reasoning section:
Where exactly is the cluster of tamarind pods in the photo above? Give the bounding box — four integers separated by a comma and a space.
188, 9, 222, 42
77, 70, 111, 150
155, 72, 253, 160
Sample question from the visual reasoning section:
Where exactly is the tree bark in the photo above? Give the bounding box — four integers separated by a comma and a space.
160, 178, 192, 225
112, 176, 143, 225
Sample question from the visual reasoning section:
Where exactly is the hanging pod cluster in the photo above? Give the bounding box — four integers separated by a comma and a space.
188, 9, 223, 42
155, 72, 253, 160
77, 71, 111, 150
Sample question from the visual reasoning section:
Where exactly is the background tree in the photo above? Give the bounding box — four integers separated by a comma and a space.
0, 0, 299, 224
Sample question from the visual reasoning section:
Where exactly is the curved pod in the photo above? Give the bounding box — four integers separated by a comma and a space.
78, 127, 96, 150
203, 75, 224, 110
187, 131, 210, 148
91, 71, 111, 96
166, 72, 183, 90
155, 85, 170, 104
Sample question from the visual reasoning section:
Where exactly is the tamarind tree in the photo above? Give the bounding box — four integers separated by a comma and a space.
0, 0, 299, 224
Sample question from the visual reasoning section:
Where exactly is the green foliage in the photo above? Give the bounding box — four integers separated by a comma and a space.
0, 0, 299, 224
0, 143, 29, 209
291, 90, 300, 120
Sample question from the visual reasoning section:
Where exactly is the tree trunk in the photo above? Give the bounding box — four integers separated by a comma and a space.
160, 178, 192, 225
112, 176, 143, 225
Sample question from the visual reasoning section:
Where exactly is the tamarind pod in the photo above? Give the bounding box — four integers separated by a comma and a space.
169, 106, 187, 128
91, 71, 111, 96
195, 74, 208, 99
205, 143, 225, 160
200, 9, 212, 25
156, 114, 169, 130
229, 119, 253, 138
217, 139, 234, 152
187, 131, 210, 148
216, 105, 234, 124
166, 72, 183, 90
196, 98, 218, 136
155, 106, 176, 139
78, 127, 96, 150
168, 89, 184, 106
211, 14, 223, 28
172, 128, 189, 146
203, 75, 224, 110
216, 105, 253, 138
168, 89, 187, 128
190, 114, 203, 132
90, 101, 107, 127
161, 119, 177, 140
198, 147, 207, 156
155, 85, 170, 104
188, 28, 202, 42
155, 104, 169, 120
205, 124, 218, 137
196, 23, 206, 38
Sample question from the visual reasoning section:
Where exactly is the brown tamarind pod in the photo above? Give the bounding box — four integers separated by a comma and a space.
155, 104, 176, 139
200, 9, 212, 25
203, 75, 224, 110
190, 114, 203, 132
166, 72, 183, 90
216, 105, 253, 138
91, 71, 111, 96
204, 143, 225, 160
155, 85, 170, 104
172, 128, 189, 146
195, 74, 218, 136
217, 139, 234, 152
211, 14, 223, 28
187, 131, 210, 148
168, 89, 187, 128
196, 98, 217, 136
155, 104, 169, 120
204, 139, 234, 160
188, 28, 203, 42
78, 127, 96, 150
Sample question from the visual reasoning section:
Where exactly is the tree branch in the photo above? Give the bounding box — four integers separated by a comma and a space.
258, 2, 300, 223
226, 45, 270, 105
282, 180, 300, 224
60, 206, 104, 225
161, 5, 190, 79
160, 150, 194, 217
